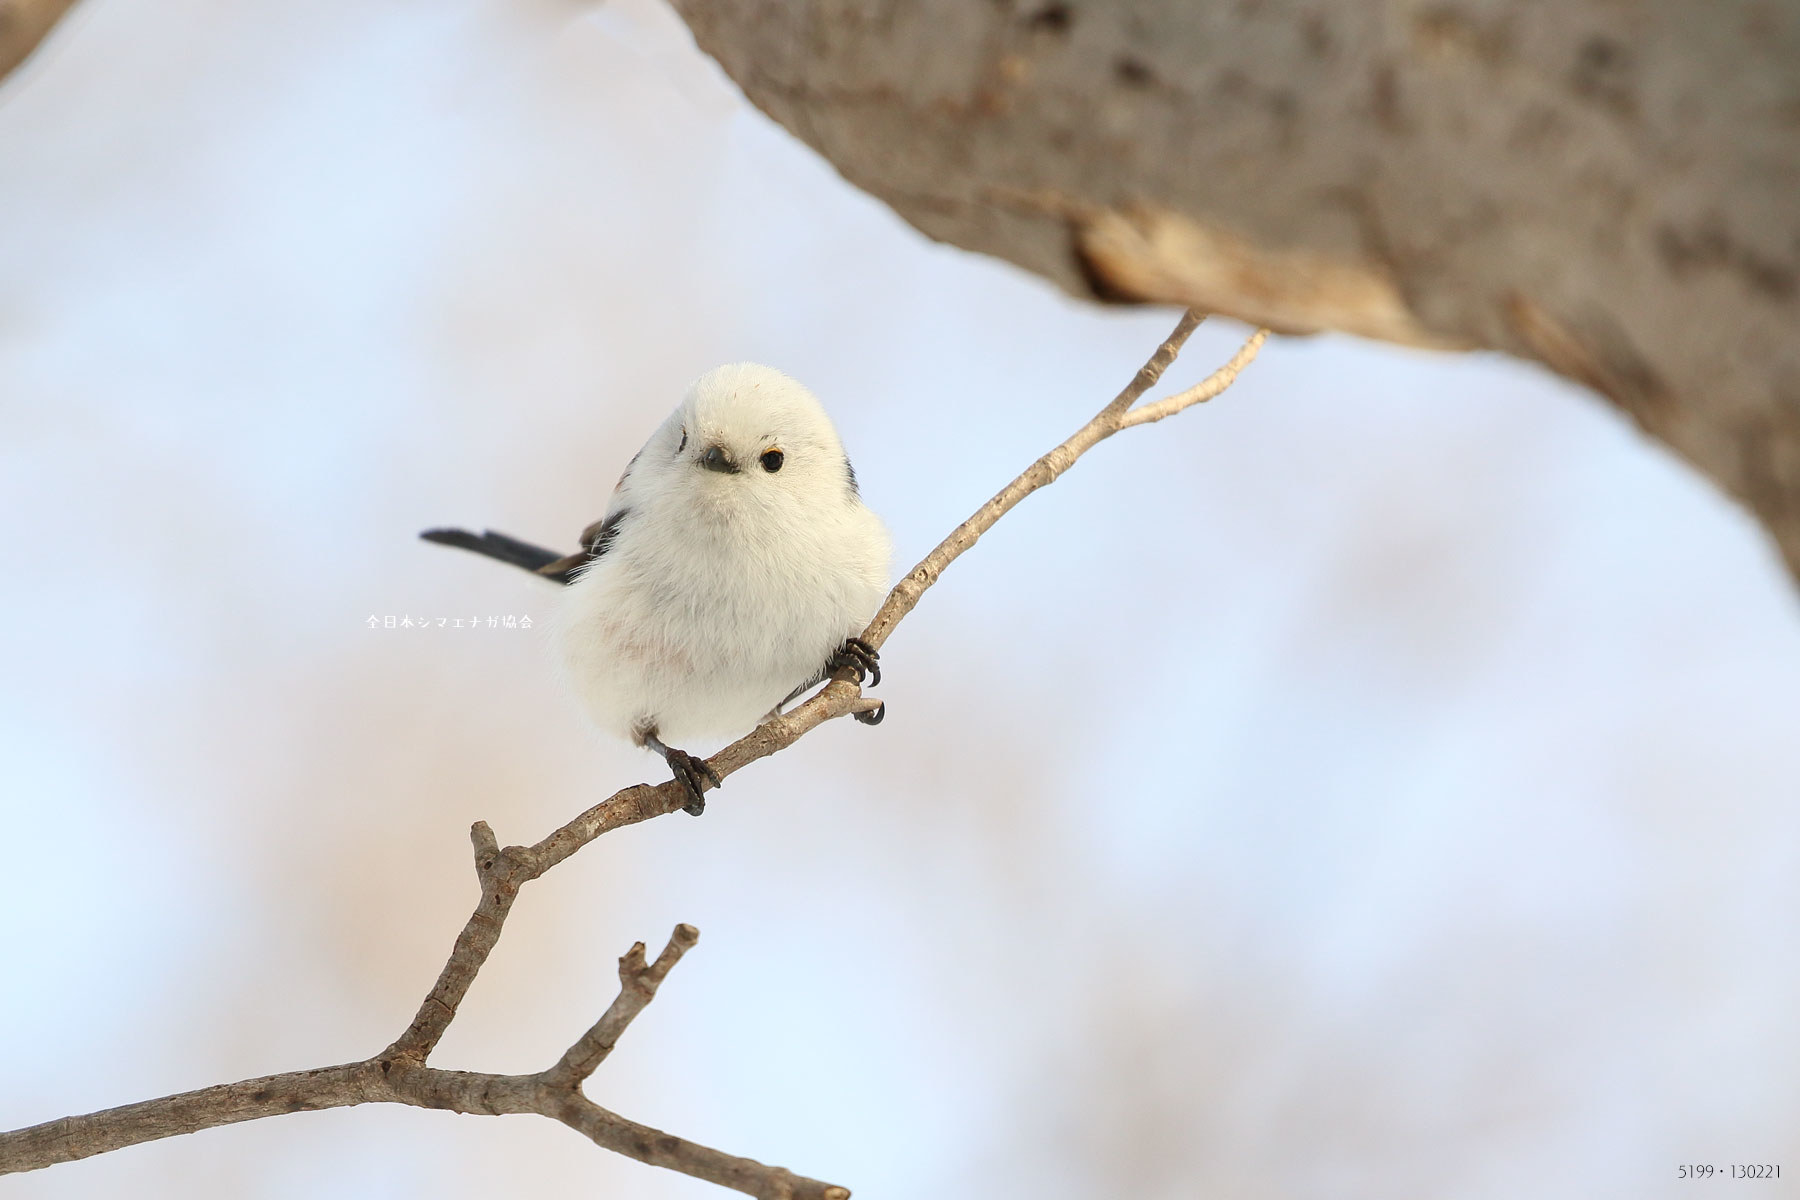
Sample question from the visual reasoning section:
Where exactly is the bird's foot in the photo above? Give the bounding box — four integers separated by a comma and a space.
644, 732, 721, 816
666, 748, 721, 816
828, 638, 885, 726
828, 637, 881, 688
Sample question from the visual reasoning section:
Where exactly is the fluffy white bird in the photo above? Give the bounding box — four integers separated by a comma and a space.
422, 363, 892, 814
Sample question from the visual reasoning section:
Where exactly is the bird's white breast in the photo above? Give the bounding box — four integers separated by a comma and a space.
553, 477, 889, 747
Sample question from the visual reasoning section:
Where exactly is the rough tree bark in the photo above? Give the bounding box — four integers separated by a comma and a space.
7, 2, 1792, 575
668, 0, 1800, 581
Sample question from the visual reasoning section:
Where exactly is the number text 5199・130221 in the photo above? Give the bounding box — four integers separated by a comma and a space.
1678, 1165, 1782, 1179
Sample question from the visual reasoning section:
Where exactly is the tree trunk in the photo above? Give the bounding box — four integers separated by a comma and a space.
670, 0, 1800, 581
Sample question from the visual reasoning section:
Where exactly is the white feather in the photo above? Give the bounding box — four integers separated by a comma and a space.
552, 364, 891, 748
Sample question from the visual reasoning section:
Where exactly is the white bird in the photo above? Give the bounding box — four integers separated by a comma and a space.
422, 363, 892, 814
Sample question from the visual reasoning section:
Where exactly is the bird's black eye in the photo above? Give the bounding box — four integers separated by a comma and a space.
677, 427, 687, 454
760, 449, 784, 473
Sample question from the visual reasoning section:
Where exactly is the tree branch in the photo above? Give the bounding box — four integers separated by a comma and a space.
863, 315, 1265, 649
544, 923, 702, 1089
0, 311, 1269, 1193
0, 1063, 383, 1167
0, 0, 79, 87
1118, 328, 1271, 428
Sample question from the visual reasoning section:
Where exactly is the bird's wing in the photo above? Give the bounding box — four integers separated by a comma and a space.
532, 507, 628, 583
421, 460, 635, 586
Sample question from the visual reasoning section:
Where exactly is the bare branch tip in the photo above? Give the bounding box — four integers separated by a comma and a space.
649, 925, 700, 977
1101, 307, 1210, 419
469, 821, 500, 874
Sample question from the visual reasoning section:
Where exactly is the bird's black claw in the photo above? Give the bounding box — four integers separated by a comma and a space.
828, 637, 882, 688
852, 701, 886, 726
666, 749, 721, 816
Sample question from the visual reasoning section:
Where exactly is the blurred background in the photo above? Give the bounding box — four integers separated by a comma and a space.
4, 1, 1799, 1197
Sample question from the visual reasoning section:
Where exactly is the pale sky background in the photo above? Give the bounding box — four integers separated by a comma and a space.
3, 2, 1798, 1198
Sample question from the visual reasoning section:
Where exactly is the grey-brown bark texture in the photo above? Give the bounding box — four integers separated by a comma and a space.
670, 0, 1800, 579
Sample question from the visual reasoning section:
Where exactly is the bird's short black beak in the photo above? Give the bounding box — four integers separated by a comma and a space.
699, 445, 739, 474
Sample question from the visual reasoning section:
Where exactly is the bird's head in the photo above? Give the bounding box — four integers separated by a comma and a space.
655, 363, 860, 517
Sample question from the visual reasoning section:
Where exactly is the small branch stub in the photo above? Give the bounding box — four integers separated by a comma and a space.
546, 924, 701, 1089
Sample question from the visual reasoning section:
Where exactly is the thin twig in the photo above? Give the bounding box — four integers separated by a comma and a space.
544, 924, 702, 1088
1118, 328, 1270, 428
0, 311, 1269, 1196
863, 315, 1267, 649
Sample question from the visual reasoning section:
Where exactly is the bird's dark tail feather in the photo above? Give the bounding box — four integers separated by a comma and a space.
419, 528, 580, 584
